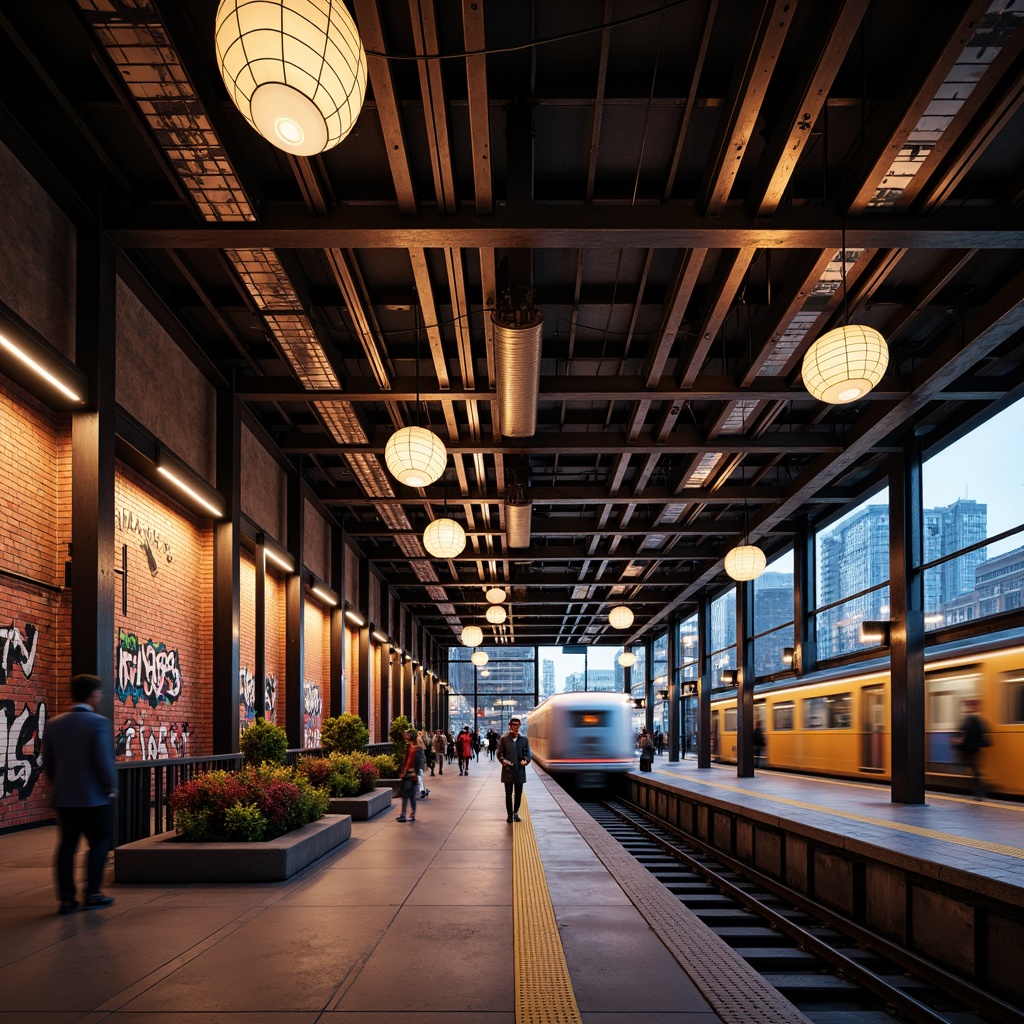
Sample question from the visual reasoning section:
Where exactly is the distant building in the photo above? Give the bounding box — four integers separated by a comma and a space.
541, 659, 555, 699
924, 499, 988, 612
942, 545, 1024, 625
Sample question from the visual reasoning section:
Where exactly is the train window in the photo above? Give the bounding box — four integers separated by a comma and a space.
773, 701, 794, 730
926, 666, 982, 729
1006, 672, 1024, 724
803, 693, 852, 728
724, 708, 737, 731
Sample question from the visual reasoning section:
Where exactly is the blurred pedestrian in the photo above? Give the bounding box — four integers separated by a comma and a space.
956, 699, 991, 799
42, 674, 117, 914
456, 726, 473, 775
396, 729, 424, 822
432, 729, 447, 775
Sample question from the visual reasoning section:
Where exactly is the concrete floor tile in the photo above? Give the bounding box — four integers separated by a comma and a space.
120, 904, 397, 1013
554, 904, 714, 1014
336, 904, 510, 1012
405, 865, 509, 906
277, 866, 426, 905
544, 867, 633, 906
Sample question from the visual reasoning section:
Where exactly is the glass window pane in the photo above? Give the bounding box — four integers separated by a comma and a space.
815, 586, 890, 659
711, 588, 735, 653
754, 623, 794, 677
773, 701, 794, 730
754, 551, 793, 632
816, 491, 890, 611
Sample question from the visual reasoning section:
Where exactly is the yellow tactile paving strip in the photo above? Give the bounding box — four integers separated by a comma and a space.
538, 772, 814, 1024
512, 793, 584, 1024
662, 768, 1024, 861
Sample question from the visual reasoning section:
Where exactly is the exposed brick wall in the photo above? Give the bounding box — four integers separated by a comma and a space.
0, 377, 71, 831
112, 464, 212, 762
238, 553, 288, 738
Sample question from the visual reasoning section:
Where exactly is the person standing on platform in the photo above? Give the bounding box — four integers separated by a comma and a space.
638, 728, 654, 772
752, 724, 766, 767
432, 729, 447, 775
497, 717, 531, 823
456, 726, 473, 775
957, 699, 991, 799
42, 674, 117, 914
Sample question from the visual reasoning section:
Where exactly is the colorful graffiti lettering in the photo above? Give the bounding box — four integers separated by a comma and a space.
239, 667, 278, 726
1, 699, 46, 798
0, 623, 39, 685
303, 680, 322, 749
116, 718, 191, 760
116, 629, 183, 708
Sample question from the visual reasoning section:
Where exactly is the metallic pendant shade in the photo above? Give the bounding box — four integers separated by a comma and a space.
384, 425, 447, 487
608, 605, 634, 629
485, 586, 507, 604
485, 604, 507, 625
724, 543, 767, 581
215, 0, 367, 156
618, 651, 637, 668
422, 517, 465, 559
461, 625, 483, 647
802, 325, 889, 405
470, 650, 488, 667
492, 305, 543, 437
505, 497, 532, 548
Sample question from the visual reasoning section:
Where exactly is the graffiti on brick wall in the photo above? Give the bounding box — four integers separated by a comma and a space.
116, 629, 183, 708
239, 668, 278, 726
1, 699, 46, 798
303, 680, 323, 748
1, 623, 39, 686
116, 717, 190, 760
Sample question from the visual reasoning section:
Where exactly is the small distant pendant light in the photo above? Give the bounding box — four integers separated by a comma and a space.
485, 605, 507, 625
724, 492, 766, 582
618, 651, 637, 668
486, 587, 507, 604
471, 650, 489, 667
802, 187, 888, 404
422, 471, 465, 559
461, 625, 483, 647
608, 605, 634, 630
215, 0, 367, 156
385, 305, 447, 487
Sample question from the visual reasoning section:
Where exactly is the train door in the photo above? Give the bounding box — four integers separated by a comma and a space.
710, 710, 719, 758
859, 685, 885, 772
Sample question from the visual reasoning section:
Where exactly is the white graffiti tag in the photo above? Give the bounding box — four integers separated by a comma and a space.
0, 623, 39, 685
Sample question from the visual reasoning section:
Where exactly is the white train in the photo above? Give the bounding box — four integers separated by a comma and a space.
525, 691, 636, 786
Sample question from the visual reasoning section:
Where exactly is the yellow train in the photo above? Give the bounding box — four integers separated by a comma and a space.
708, 635, 1024, 798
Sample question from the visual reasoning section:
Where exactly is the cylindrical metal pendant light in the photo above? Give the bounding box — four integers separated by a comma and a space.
492, 305, 543, 437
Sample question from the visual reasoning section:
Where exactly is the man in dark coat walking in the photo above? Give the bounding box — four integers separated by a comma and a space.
42, 674, 117, 914
496, 717, 531, 823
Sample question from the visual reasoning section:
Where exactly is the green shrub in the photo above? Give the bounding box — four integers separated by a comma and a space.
372, 752, 399, 778
320, 713, 369, 754
224, 802, 267, 842
389, 715, 412, 765
239, 717, 289, 766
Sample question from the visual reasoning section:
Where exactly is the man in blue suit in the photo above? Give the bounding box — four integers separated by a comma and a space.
42, 674, 117, 914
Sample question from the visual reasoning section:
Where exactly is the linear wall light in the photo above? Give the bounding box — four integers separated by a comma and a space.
257, 533, 295, 574
371, 629, 388, 644
344, 608, 365, 626
309, 576, 338, 607
156, 450, 225, 518
859, 620, 891, 645
0, 329, 86, 405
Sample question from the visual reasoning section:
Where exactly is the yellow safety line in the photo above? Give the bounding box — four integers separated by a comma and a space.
661, 768, 1024, 860
512, 793, 584, 1024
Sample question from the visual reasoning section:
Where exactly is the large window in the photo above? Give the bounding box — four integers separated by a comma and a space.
814, 490, 890, 659
710, 588, 736, 687
753, 551, 794, 677
447, 647, 535, 736
922, 397, 1024, 631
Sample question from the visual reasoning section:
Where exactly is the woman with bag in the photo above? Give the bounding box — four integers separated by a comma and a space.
396, 729, 425, 822
638, 728, 654, 772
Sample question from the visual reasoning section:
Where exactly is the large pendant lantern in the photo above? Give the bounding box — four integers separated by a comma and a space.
802, 325, 888, 405
422, 517, 466, 559
608, 605, 634, 630
215, 0, 367, 156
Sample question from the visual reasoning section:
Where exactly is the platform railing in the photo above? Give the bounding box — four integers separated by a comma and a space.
115, 743, 396, 847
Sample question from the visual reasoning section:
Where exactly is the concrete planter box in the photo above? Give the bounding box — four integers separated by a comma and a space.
115, 814, 352, 883
379, 778, 404, 794
328, 788, 392, 819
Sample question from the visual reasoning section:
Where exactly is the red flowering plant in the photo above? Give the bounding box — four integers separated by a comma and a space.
169, 764, 328, 842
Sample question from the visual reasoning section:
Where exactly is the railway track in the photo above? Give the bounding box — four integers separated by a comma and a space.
581, 796, 1023, 1024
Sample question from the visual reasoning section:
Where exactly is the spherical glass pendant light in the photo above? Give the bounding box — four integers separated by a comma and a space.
215, 0, 367, 156
618, 651, 637, 668
608, 605, 634, 629
802, 325, 888, 404
461, 625, 483, 647
470, 650, 488, 667
724, 543, 767, 581
422, 517, 466, 559
384, 425, 447, 487
485, 587, 507, 604
485, 605, 507, 625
